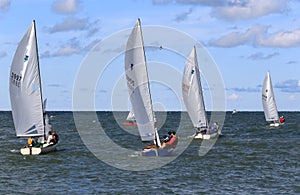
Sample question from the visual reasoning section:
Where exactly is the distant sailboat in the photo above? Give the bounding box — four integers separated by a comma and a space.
232, 109, 237, 115
125, 19, 174, 156
182, 46, 220, 139
262, 71, 284, 126
122, 110, 137, 126
123, 110, 158, 127
9, 21, 58, 155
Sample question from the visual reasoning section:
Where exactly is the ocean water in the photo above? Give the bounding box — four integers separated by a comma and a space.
0, 111, 299, 194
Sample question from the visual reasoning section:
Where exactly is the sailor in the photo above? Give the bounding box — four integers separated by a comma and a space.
26, 137, 34, 147
167, 131, 172, 142
207, 122, 219, 134
279, 116, 285, 123
50, 130, 59, 144
46, 131, 53, 144
166, 131, 177, 148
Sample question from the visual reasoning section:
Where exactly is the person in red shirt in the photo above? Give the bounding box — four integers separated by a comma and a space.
279, 116, 285, 124
166, 131, 177, 148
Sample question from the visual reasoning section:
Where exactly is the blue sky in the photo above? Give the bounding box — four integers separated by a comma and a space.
0, 0, 300, 111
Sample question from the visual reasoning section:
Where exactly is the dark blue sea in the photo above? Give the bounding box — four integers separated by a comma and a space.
0, 111, 299, 194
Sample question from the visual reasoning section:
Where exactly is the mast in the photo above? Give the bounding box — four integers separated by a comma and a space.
33, 20, 46, 139
138, 18, 161, 147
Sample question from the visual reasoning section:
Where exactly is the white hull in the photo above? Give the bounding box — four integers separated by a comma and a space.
142, 148, 174, 157
194, 131, 220, 140
269, 122, 280, 127
20, 144, 57, 155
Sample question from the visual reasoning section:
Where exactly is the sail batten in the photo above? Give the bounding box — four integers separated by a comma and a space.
125, 19, 161, 147
262, 71, 279, 122
9, 21, 45, 138
182, 47, 208, 129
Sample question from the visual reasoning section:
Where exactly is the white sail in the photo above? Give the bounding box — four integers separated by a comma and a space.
125, 19, 161, 146
9, 21, 45, 138
44, 114, 52, 137
182, 46, 208, 129
126, 110, 136, 121
262, 71, 279, 122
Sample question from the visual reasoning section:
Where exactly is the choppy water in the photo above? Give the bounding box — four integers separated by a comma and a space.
0, 111, 299, 194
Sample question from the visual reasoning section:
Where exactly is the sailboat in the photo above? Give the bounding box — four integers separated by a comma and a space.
9, 21, 57, 155
182, 46, 220, 140
232, 109, 237, 115
122, 110, 138, 126
262, 71, 283, 126
122, 110, 158, 127
125, 19, 174, 156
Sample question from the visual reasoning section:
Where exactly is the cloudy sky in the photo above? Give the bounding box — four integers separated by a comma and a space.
0, 0, 299, 111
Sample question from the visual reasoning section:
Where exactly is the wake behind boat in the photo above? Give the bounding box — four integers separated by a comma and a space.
182, 46, 221, 140
262, 71, 285, 127
125, 19, 176, 156
9, 21, 59, 155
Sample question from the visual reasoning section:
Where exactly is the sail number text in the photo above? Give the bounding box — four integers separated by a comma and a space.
10, 72, 22, 87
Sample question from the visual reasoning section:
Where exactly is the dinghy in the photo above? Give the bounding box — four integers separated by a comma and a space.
125, 19, 174, 156
122, 110, 157, 127
182, 46, 221, 139
9, 21, 58, 155
122, 111, 138, 126
262, 71, 284, 127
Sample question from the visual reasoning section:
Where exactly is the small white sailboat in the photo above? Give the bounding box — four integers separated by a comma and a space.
232, 109, 237, 115
9, 21, 58, 155
122, 110, 138, 126
182, 46, 220, 140
125, 19, 174, 156
123, 110, 158, 127
262, 71, 284, 126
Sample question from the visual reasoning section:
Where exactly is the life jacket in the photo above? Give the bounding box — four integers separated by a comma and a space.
27, 138, 33, 145
166, 136, 177, 148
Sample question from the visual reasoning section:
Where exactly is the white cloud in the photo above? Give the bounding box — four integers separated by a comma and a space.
208, 25, 267, 47
40, 37, 99, 58
47, 17, 88, 33
230, 87, 259, 93
275, 79, 300, 93
175, 8, 193, 22
259, 29, 300, 47
0, 0, 10, 13
176, 0, 224, 6
53, 46, 80, 57
247, 52, 279, 60
153, 0, 287, 20
228, 93, 239, 100
209, 24, 300, 48
211, 0, 287, 20
52, 0, 81, 14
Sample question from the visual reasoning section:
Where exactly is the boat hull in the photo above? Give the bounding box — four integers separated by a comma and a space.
142, 148, 173, 157
122, 122, 138, 126
194, 131, 220, 140
20, 144, 57, 155
270, 123, 280, 127
122, 122, 157, 127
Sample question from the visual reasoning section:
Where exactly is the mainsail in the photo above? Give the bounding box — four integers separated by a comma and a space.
262, 71, 279, 122
125, 19, 161, 147
9, 21, 45, 138
182, 46, 208, 129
